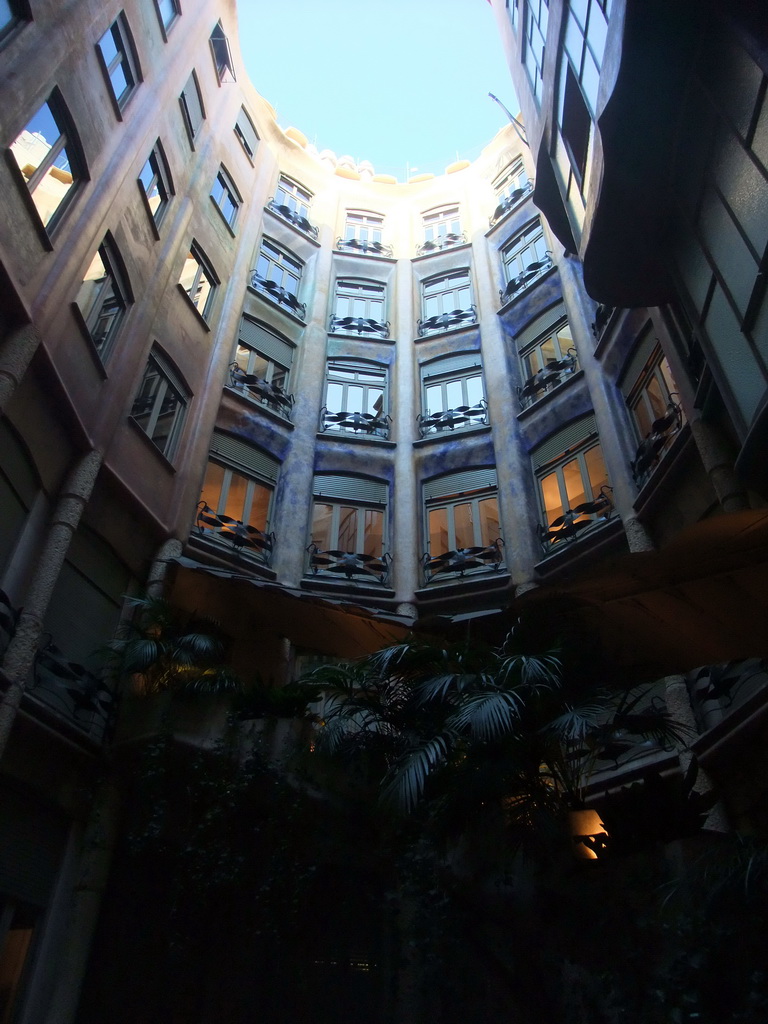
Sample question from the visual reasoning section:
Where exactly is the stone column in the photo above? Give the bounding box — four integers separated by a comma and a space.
0, 322, 41, 414
0, 448, 102, 761
689, 414, 749, 513
145, 537, 184, 598
392, 257, 419, 614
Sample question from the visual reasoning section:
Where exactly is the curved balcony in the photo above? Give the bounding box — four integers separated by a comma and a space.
228, 363, 294, 418
196, 502, 275, 564
518, 350, 579, 410
329, 313, 390, 339
417, 305, 476, 337
336, 237, 393, 258
418, 399, 488, 437
499, 254, 553, 305
416, 232, 467, 257
320, 408, 391, 438
489, 180, 534, 227
423, 538, 504, 583
265, 198, 319, 239
306, 545, 391, 584
630, 399, 683, 488
249, 272, 306, 319
537, 487, 614, 553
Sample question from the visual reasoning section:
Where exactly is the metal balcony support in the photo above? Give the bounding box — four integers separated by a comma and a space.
328, 314, 390, 339
249, 272, 307, 319
416, 232, 468, 257
306, 544, 392, 584
499, 253, 553, 305
335, 237, 393, 257
422, 538, 504, 583
229, 363, 294, 417
417, 305, 477, 337
417, 399, 488, 437
537, 486, 614, 552
320, 407, 391, 438
265, 198, 319, 239
517, 349, 579, 409
196, 502, 275, 563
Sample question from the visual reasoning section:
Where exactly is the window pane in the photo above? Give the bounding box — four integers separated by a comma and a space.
131, 366, 163, 433
584, 444, 608, 498
201, 461, 226, 510
247, 481, 272, 531
453, 502, 473, 549
562, 457, 589, 512
540, 471, 564, 524
326, 382, 343, 410
646, 375, 668, 423
151, 386, 182, 452
477, 498, 499, 546
428, 507, 449, 555
222, 472, 248, 522
337, 507, 358, 551
311, 504, 333, 551
10, 101, 75, 227
445, 379, 463, 408
179, 254, 198, 293
362, 509, 383, 558
465, 375, 484, 406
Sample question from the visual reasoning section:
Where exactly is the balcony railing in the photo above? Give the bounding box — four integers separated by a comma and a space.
306, 544, 392, 585
249, 272, 307, 319
265, 198, 319, 239
423, 538, 504, 583
591, 303, 615, 341
489, 180, 534, 227
229, 363, 294, 418
32, 641, 117, 744
518, 350, 579, 409
416, 232, 467, 257
630, 399, 683, 488
329, 313, 390, 339
499, 253, 553, 305
336, 237, 393, 258
418, 399, 488, 437
196, 502, 275, 564
537, 486, 614, 553
417, 305, 477, 337
320, 408, 391, 438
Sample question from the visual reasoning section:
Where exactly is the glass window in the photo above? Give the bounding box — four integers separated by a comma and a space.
322, 360, 388, 437
130, 351, 188, 460
420, 356, 487, 435
523, 0, 549, 104
97, 14, 140, 115
425, 479, 501, 575
420, 270, 475, 335
307, 478, 389, 581
561, 0, 610, 116
419, 206, 464, 254
209, 21, 236, 83
625, 343, 684, 486
74, 236, 131, 361
138, 140, 173, 228
234, 106, 259, 160
310, 504, 384, 560
0, 0, 29, 46
200, 462, 272, 537
211, 165, 240, 228
332, 280, 386, 327
275, 176, 311, 221
9, 91, 84, 232
230, 318, 295, 417
501, 220, 551, 302
536, 430, 610, 548
179, 243, 218, 321
153, 0, 179, 34
344, 211, 383, 246
491, 160, 531, 225
252, 239, 305, 316
179, 70, 204, 145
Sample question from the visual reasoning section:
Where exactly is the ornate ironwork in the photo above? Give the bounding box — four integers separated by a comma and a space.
591, 303, 615, 340
329, 314, 390, 339
416, 232, 468, 257
537, 486, 614, 551
418, 400, 488, 437
249, 272, 307, 319
630, 398, 682, 487
423, 538, 504, 583
32, 640, 117, 741
336, 237, 393, 258
307, 544, 391, 584
489, 180, 534, 227
320, 408, 391, 438
517, 350, 579, 409
417, 305, 477, 337
265, 198, 319, 239
196, 502, 275, 563
229, 363, 294, 417
499, 253, 553, 305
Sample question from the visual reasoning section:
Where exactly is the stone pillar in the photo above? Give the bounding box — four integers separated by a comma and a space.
392, 257, 419, 610
0, 322, 41, 414
145, 537, 184, 598
0, 448, 102, 760
689, 414, 749, 513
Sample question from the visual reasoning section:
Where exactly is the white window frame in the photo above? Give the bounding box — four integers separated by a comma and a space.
322, 359, 388, 436
501, 220, 551, 302
344, 211, 383, 246
275, 176, 312, 221
423, 471, 502, 580
419, 270, 475, 334
200, 461, 274, 538
254, 238, 303, 303
534, 425, 610, 549
420, 354, 487, 435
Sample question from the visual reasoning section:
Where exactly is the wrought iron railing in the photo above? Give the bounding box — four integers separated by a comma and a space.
336, 237, 393, 258
249, 272, 307, 319
328, 314, 390, 339
306, 544, 391, 584
265, 198, 319, 239
591, 303, 615, 341
518, 350, 579, 409
537, 486, 614, 552
499, 253, 553, 305
320, 407, 391, 438
687, 658, 768, 732
32, 640, 117, 743
489, 180, 534, 227
416, 232, 468, 257
417, 399, 488, 437
196, 502, 275, 564
417, 305, 477, 337
423, 538, 504, 583
228, 363, 294, 418
630, 398, 682, 488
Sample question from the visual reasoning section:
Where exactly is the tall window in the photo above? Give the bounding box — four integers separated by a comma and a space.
209, 20, 236, 82
252, 239, 305, 317
419, 270, 475, 335
130, 350, 188, 460
322, 360, 388, 437
234, 106, 259, 160
518, 317, 577, 407
308, 476, 389, 583
490, 160, 531, 225
500, 220, 551, 302
153, 0, 180, 36
344, 211, 383, 245
419, 206, 463, 253
211, 165, 240, 229
561, 0, 610, 116
9, 91, 85, 232
97, 13, 140, 116
73, 235, 131, 361
622, 334, 684, 486
275, 176, 311, 220
533, 417, 610, 547
138, 140, 173, 228
230, 316, 295, 416
523, 0, 549, 104
419, 353, 487, 435
179, 243, 218, 322
423, 469, 502, 579
331, 280, 387, 335
179, 70, 205, 146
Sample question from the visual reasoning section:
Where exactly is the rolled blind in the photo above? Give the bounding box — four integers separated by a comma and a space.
424, 468, 497, 500
531, 415, 598, 469
313, 475, 387, 504
210, 431, 280, 482
239, 317, 294, 366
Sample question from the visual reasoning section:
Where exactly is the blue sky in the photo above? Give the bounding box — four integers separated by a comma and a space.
235, 0, 519, 180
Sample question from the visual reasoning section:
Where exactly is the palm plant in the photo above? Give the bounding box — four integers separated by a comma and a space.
104, 595, 241, 696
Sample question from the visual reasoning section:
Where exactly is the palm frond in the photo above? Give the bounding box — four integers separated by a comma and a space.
447, 689, 524, 741
380, 731, 457, 812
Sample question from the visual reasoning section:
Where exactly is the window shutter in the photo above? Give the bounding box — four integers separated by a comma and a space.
424, 468, 497, 500
313, 475, 388, 504
236, 107, 259, 155
239, 317, 294, 366
531, 415, 598, 469
182, 72, 203, 133
150, 349, 187, 397
515, 302, 567, 351
619, 330, 656, 397
210, 431, 280, 482
421, 352, 482, 380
